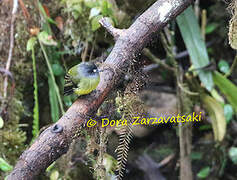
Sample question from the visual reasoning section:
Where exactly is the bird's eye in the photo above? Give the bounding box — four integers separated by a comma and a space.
93, 69, 97, 73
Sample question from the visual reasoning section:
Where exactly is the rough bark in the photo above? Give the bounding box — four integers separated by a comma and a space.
8, 0, 193, 179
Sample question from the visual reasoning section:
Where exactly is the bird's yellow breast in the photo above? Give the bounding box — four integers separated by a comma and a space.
74, 76, 100, 96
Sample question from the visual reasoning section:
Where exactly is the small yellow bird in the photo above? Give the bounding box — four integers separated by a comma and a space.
64, 62, 100, 96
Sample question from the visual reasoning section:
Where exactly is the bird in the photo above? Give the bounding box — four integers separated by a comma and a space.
63, 62, 100, 96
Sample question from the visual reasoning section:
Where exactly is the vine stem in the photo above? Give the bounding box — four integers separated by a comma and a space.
39, 40, 65, 114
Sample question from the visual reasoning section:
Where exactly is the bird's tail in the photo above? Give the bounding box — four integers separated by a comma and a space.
63, 74, 76, 96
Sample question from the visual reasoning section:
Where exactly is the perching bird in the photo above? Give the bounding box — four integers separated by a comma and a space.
64, 62, 100, 96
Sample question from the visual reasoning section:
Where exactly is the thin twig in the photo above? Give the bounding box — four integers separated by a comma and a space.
194, 0, 200, 20
89, 34, 97, 61
162, 26, 193, 180
201, 9, 207, 41
18, 0, 30, 20
0, 68, 15, 98
3, 0, 18, 99
143, 48, 175, 72
225, 53, 237, 77
177, 82, 199, 96
81, 40, 88, 62
143, 40, 215, 73
158, 153, 175, 168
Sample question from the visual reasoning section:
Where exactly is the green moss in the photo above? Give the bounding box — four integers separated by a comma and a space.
0, 2, 38, 179
0, 96, 26, 178
61, 0, 97, 49
0, 1, 133, 179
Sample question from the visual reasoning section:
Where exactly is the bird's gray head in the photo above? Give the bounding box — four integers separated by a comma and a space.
78, 62, 99, 78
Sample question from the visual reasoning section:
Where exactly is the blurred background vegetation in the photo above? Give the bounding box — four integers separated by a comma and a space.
0, 0, 237, 179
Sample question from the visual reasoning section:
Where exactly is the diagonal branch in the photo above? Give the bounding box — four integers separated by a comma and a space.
8, 0, 193, 179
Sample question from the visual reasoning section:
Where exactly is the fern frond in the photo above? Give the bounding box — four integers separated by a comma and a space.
116, 123, 133, 180
31, 46, 39, 139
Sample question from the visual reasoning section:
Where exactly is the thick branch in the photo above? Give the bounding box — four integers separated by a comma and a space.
8, 0, 193, 179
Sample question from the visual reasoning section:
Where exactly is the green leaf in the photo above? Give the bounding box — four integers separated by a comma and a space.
210, 89, 224, 103
100, 0, 113, 16
63, 96, 72, 107
229, 147, 237, 164
71, 3, 83, 19
218, 60, 230, 74
205, 23, 218, 34
91, 15, 103, 31
89, 7, 101, 19
84, 0, 98, 8
0, 158, 13, 172
48, 76, 59, 122
0, 116, 3, 129
191, 152, 203, 160
72, 10, 80, 19
27, 37, 37, 51
177, 7, 213, 91
52, 64, 64, 76
213, 71, 237, 112
38, 40, 64, 116
224, 104, 233, 123
197, 166, 210, 179
199, 124, 212, 131
46, 162, 55, 172
38, 31, 57, 46
73, 4, 83, 14
38, 1, 56, 25
202, 95, 226, 141
50, 170, 60, 180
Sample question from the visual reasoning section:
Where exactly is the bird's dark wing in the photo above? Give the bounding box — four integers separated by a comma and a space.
63, 74, 77, 96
